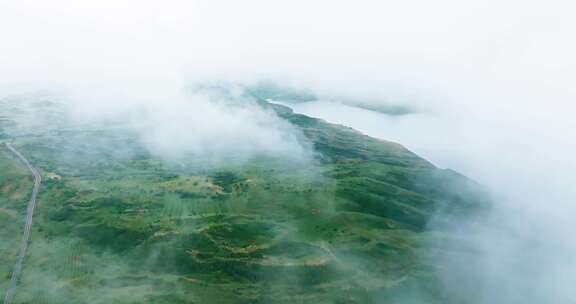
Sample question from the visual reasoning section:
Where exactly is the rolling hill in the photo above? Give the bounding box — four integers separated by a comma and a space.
0, 97, 487, 303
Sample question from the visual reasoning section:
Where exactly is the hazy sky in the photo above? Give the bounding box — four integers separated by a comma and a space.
1, 1, 576, 303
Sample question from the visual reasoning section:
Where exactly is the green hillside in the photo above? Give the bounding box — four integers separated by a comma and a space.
0, 98, 486, 303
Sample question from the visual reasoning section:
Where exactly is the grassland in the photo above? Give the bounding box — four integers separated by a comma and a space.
0, 98, 486, 303
0, 146, 33, 300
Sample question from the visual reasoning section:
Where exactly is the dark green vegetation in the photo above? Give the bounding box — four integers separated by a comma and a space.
0, 98, 486, 303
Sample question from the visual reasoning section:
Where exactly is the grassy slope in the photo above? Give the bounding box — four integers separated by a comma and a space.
0, 146, 33, 300
0, 100, 486, 303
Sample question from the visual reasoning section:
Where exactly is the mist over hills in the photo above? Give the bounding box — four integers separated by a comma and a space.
2, 0, 576, 302
0, 92, 487, 303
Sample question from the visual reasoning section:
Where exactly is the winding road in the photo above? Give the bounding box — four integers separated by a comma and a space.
3, 143, 42, 304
